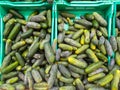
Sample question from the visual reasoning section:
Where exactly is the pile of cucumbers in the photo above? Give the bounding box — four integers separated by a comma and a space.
0, 9, 54, 90
56, 11, 120, 90
0, 8, 120, 90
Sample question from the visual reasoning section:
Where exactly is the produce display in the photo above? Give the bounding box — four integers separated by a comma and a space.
0, 9, 55, 90
56, 11, 120, 90
0, 1, 120, 90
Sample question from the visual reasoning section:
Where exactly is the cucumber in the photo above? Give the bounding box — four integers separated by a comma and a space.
48, 64, 58, 88
98, 44, 106, 55
60, 51, 72, 58
27, 42, 39, 58
41, 22, 48, 29
98, 36, 105, 45
117, 37, 120, 53
60, 12, 75, 18
88, 68, 104, 77
110, 36, 117, 52
0, 84, 15, 90
26, 71, 34, 90
4, 18, 16, 38
59, 76, 74, 84
84, 30, 90, 44
92, 19, 99, 29
87, 73, 105, 82
85, 61, 104, 73
96, 53, 108, 62
59, 44, 73, 51
8, 23, 21, 40
15, 52, 25, 66
70, 71, 81, 78
5, 39, 12, 55
12, 40, 26, 50
1, 61, 18, 74
105, 39, 113, 57
85, 13, 94, 21
56, 49, 61, 61
40, 29, 46, 39
75, 78, 84, 90
26, 22, 41, 29
9, 9, 24, 19
15, 83, 25, 90
31, 69, 42, 83
115, 52, 120, 66
6, 77, 18, 84
2, 71, 18, 80
80, 35, 85, 45
58, 64, 71, 78
16, 19, 26, 25
97, 30, 102, 37
27, 11, 38, 21
47, 10, 51, 27
74, 19, 92, 28
98, 74, 113, 86
93, 12, 107, 27
57, 61, 68, 66
68, 57, 87, 68
72, 29, 84, 40
1, 54, 11, 69
90, 42, 96, 50
21, 29, 33, 38
59, 86, 76, 90
75, 45, 89, 54
44, 42, 55, 64
111, 70, 120, 90
74, 24, 85, 29
3, 13, 13, 22
86, 49, 99, 62
68, 64, 85, 75
58, 32, 65, 43
99, 27, 108, 38
64, 38, 81, 48
30, 14, 46, 22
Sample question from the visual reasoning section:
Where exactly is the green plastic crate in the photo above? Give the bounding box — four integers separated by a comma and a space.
112, 2, 120, 36
54, 2, 113, 63
111, 2, 120, 60
0, 0, 46, 4
0, 2, 55, 69
61, 0, 111, 4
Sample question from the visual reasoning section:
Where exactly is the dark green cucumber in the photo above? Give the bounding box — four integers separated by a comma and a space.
1, 54, 11, 69
8, 23, 21, 40
48, 64, 58, 88
1, 61, 18, 74
15, 52, 25, 66
58, 64, 71, 78
85, 61, 104, 74
2, 71, 18, 80
4, 18, 16, 38
31, 69, 42, 83
21, 29, 33, 38
9, 9, 24, 19
3, 13, 13, 22
12, 40, 26, 50
47, 10, 51, 27
27, 42, 39, 58
44, 42, 55, 64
